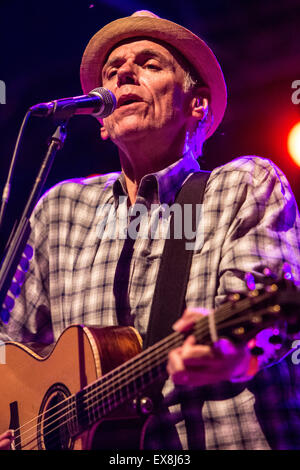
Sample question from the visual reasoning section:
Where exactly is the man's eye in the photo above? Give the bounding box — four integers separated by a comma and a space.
144, 63, 160, 70
107, 70, 117, 79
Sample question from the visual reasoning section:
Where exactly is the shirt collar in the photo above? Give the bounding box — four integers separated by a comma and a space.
113, 150, 200, 207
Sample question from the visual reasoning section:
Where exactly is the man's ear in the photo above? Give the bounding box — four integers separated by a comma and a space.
191, 96, 209, 122
188, 85, 210, 121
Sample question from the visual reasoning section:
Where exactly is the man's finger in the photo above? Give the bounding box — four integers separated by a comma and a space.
172, 307, 212, 332
0, 430, 14, 450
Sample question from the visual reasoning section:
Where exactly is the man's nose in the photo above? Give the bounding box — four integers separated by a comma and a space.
117, 61, 138, 86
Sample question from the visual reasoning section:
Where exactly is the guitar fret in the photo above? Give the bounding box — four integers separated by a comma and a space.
72, 333, 182, 432
85, 382, 100, 426
66, 396, 80, 437
70, 326, 208, 433
85, 384, 93, 426
71, 282, 282, 431
68, 296, 271, 433
92, 382, 101, 422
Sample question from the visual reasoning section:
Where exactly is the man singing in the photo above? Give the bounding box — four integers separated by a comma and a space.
1, 10, 300, 450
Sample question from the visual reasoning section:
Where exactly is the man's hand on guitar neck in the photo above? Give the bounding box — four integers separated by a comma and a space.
0, 431, 14, 450
167, 307, 259, 386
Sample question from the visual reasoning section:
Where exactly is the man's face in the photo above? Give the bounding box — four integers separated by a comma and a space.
100, 39, 192, 147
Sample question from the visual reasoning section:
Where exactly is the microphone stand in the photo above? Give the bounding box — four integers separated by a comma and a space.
0, 120, 68, 321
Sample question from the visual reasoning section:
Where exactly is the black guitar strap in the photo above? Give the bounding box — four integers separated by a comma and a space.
144, 170, 211, 349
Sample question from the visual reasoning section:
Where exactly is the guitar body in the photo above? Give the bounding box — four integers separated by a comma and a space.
0, 325, 144, 450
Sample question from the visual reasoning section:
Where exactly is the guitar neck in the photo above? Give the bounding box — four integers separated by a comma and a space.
69, 328, 189, 434
68, 280, 295, 435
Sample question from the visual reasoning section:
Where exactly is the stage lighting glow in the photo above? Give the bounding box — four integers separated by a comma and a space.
287, 122, 300, 167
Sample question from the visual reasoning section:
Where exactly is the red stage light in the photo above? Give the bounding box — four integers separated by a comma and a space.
287, 122, 300, 167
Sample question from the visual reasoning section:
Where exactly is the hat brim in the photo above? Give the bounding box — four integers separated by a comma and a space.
80, 16, 227, 139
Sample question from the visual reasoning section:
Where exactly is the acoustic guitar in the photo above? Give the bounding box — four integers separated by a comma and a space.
0, 277, 299, 450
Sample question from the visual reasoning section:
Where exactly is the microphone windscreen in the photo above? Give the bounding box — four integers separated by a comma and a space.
90, 87, 116, 117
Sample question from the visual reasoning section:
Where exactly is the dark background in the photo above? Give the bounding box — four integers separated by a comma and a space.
0, 0, 300, 252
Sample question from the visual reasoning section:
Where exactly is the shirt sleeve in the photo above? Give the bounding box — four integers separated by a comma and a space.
0, 195, 54, 344
213, 157, 300, 369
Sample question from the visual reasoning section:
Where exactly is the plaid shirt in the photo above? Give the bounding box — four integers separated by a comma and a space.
1, 153, 300, 449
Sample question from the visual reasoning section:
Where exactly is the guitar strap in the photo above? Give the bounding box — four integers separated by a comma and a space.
144, 170, 211, 349
135, 170, 211, 450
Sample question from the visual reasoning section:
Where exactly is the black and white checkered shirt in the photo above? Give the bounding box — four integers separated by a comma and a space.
1, 153, 300, 449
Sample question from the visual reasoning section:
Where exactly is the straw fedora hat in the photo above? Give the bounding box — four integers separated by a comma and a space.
80, 10, 227, 140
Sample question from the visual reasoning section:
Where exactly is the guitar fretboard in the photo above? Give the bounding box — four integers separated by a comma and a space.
67, 330, 186, 435
57, 283, 286, 437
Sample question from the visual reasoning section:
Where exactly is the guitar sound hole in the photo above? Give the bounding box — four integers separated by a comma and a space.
38, 383, 73, 450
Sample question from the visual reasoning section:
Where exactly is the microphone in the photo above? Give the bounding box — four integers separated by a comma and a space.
29, 87, 116, 119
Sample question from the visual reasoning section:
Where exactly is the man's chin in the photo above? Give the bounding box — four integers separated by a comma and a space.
113, 124, 150, 142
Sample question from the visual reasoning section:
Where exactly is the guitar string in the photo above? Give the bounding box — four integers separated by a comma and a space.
20, 335, 187, 449
65, 292, 257, 410
79, 302, 263, 418
83, 292, 266, 413
18, 323, 207, 449
23, 324, 207, 450
15, 293, 261, 450
22, 304, 261, 450
15, 328, 183, 441
24, 343, 174, 449
13, 294, 264, 449
20, 309, 266, 450
14, 295, 259, 449
16, 330, 184, 448
18, 311, 239, 449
